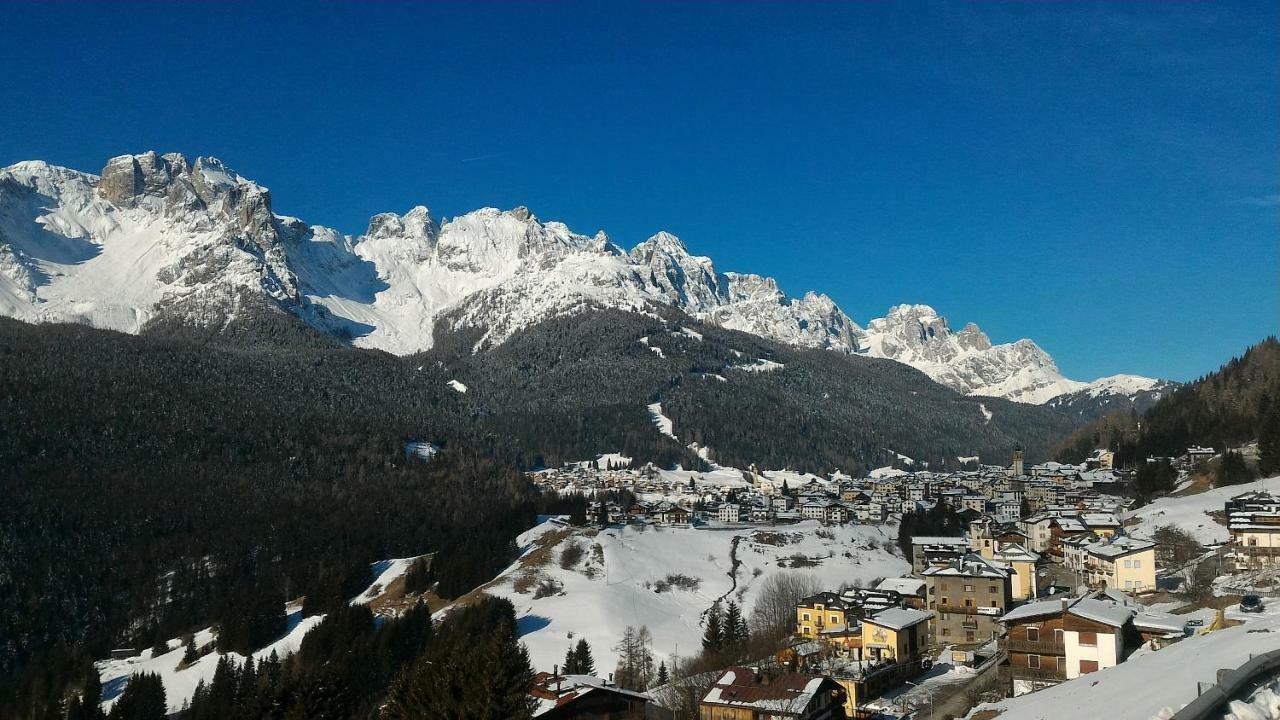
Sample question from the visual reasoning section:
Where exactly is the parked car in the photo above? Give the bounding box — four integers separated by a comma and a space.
1185, 618, 1204, 627
1240, 594, 1265, 613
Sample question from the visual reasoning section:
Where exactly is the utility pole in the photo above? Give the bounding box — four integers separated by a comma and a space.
904, 681, 934, 720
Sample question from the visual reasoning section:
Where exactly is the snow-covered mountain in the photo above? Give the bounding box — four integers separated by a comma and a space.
0, 152, 1160, 405
854, 304, 1089, 404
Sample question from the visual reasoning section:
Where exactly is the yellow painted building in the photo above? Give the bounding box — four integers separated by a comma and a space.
795, 591, 857, 638
993, 543, 1041, 601
1085, 537, 1157, 593
859, 608, 931, 663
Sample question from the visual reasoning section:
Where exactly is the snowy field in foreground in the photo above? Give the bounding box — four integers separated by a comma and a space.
968, 607, 1280, 720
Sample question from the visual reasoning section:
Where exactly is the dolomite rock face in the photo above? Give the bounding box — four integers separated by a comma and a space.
0, 152, 1161, 404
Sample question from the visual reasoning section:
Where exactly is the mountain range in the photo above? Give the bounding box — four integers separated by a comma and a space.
0, 152, 1168, 405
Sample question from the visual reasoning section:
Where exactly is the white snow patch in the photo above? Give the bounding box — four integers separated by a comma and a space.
404, 441, 440, 461
731, 358, 784, 373
447, 379, 468, 393
647, 402, 677, 440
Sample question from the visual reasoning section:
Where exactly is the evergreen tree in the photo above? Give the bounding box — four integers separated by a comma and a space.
383, 597, 533, 720
107, 673, 166, 720
563, 644, 579, 674
723, 601, 743, 654
67, 672, 106, 720
181, 636, 198, 665
1260, 400, 1280, 477
1216, 450, 1253, 487
656, 661, 669, 686
402, 557, 436, 596
572, 638, 595, 675
702, 602, 723, 654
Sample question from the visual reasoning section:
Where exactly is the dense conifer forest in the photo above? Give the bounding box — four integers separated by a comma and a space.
1055, 338, 1280, 474
0, 305, 1084, 718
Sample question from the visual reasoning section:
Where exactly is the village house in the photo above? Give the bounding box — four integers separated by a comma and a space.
860, 608, 932, 664
992, 543, 1042, 601
530, 672, 650, 719
910, 536, 970, 574
1227, 491, 1280, 571
718, 503, 741, 524
1082, 536, 1157, 593
922, 553, 1012, 645
874, 577, 927, 610
699, 666, 847, 720
997, 595, 1149, 696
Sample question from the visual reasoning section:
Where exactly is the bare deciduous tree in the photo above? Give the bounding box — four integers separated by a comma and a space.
747, 572, 820, 653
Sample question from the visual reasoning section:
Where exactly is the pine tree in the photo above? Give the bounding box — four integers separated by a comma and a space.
723, 601, 743, 650
573, 638, 595, 675
1216, 449, 1253, 487
107, 673, 166, 720
656, 661, 669, 686
702, 602, 723, 654
1260, 400, 1280, 477
563, 645, 579, 674
182, 636, 198, 665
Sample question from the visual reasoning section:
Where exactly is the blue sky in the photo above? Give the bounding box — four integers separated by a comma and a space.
1, 2, 1275, 382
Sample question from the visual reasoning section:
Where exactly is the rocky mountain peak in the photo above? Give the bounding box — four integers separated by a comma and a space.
97, 152, 277, 248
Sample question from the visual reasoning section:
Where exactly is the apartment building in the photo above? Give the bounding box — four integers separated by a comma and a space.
922, 553, 1012, 645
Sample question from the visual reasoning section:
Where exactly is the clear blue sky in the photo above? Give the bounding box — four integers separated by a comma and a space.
2, 2, 1275, 382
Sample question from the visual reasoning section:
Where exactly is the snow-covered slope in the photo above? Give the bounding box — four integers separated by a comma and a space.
0, 153, 1161, 404
1126, 475, 1280, 545
482, 519, 908, 673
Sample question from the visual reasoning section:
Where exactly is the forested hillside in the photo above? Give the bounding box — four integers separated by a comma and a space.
0, 310, 553, 718
1055, 338, 1280, 469
0, 304, 1084, 718
435, 307, 1080, 473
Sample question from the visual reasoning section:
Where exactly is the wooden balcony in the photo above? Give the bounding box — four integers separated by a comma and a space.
1002, 638, 1065, 654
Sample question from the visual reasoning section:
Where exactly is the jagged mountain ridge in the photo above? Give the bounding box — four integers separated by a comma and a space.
0, 152, 1158, 404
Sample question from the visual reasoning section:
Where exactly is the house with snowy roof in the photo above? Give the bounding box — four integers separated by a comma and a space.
1081, 535, 1156, 593
995, 589, 1183, 698
698, 666, 846, 720
1226, 491, 1280, 571
529, 672, 649, 719
909, 535, 970, 573
922, 553, 1012, 645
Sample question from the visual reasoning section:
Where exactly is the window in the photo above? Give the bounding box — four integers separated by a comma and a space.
1027, 627, 1040, 642
1054, 629, 1063, 643
1080, 659, 1099, 674
802, 613, 810, 621
1133, 559, 1141, 568
990, 601, 998, 608
1057, 656, 1066, 673
830, 615, 840, 624
942, 597, 949, 606
990, 585, 998, 593
1123, 559, 1132, 568
1027, 654, 1040, 669
1124, 580, 1133, 589
1079, 632, 1097, 647
964, 584, 975, 592
942, 627, 951, 636
964, 598, 973, 607
966, 631, 975, 642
